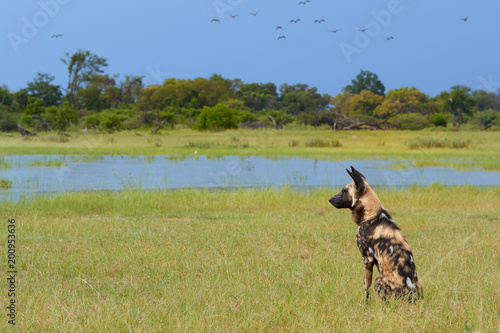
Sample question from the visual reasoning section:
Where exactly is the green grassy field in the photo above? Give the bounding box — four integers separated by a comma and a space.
1, 129, 499, 170
1, 186, 499, 332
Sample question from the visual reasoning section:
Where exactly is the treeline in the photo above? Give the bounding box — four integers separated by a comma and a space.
1, 50, 500, 134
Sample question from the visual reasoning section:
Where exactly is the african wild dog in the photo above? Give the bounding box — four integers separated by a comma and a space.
329, 166, 423, 302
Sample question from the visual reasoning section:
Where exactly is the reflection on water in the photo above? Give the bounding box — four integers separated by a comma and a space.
0, 155, 499, 201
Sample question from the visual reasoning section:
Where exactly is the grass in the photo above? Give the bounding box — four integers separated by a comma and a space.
0, 186, 498, 332
0, 178, 12, 189
28, 160, 65, 168
0, 156, 11, 170
406, 137, 472, 149
0, 129, 499, 170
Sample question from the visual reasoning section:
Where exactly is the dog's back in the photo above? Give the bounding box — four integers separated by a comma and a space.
357, 210, 423, 301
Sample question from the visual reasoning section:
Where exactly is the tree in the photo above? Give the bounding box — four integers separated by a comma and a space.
439, 87, 476, 129
344, 70, 385, 96
23, 97, 45, 114
472, 109, 500, 130
12, 88, 29, 113
472, 89, 500, 111
279, 84, 331, 115
76, 74, 121, 110
120, 75, 144, 105
151, 109, 175, 133
331, 90, 383, 118
27, 73, 63, 106
374, 87, 430, 119
263, 109, 291, 130
237, 82, 279, 110
61, 50, 108, 106
0, 85, 14, 108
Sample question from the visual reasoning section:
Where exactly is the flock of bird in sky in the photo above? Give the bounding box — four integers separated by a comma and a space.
210, 1, 469, 41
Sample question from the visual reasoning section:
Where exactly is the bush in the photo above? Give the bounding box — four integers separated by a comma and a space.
100, 114, 123, 133
429, 112, 450, 127
472, 109, 500, 130
44, 102, 78, 132
84, 114, 101, 129
193, 104, 238, 131
0, 111, 18, 132
389, 113, 430, 130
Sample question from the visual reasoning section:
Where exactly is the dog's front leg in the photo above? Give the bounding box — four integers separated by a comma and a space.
363, 257, 375, 302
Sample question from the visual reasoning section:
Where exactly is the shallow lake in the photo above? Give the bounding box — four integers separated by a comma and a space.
1, 155, 499, 201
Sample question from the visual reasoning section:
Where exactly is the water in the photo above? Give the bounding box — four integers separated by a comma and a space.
1, 155, 499, 201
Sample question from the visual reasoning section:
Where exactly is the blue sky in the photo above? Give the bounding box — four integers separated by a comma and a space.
1, 0, 499, 97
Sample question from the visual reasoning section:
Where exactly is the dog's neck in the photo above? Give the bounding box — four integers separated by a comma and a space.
351, 185, 383, 226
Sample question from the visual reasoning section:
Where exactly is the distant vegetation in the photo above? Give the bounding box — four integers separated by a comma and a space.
1, 50, 500, 134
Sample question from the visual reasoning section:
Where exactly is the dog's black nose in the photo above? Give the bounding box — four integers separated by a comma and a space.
329, 197, 334, 204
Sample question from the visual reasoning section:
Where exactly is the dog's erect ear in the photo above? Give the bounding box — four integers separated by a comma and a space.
346, 166, 366, 193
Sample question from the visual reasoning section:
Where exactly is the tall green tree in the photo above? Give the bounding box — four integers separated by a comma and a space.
279, 84, 331, 115
439, 86, 476, 129
0, 85, 14, 108
120, 75, 144, 105
344, 70, 385, 96
472, 89, 500, 111
237, 82, 279, 110
61, 50, 108, 107
27, 73, 63, 106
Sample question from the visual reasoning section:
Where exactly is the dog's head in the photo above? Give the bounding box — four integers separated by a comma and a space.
329, 166, 367, 209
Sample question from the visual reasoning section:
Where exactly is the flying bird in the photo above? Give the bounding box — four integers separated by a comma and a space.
278, 36, 286, 40
230, 14, 238, 19
329, 29, 341, 33
276, 26, 283, 30
314, 19, 325, 24
211, 19, 220, 23
51, 34, 63, 38
290, 19, 301, 24
358, 28, 368, 33
298, 0, 310, 5
249, 11, 260, 17
460, 16, 468, 22
386, 36, 394, 40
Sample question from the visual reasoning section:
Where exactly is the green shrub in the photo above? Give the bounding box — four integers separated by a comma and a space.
429, 112, 450, 127
44, 102, 78, 132
84, 114, 101, 129
0, 111, 18, 132
100, 114, 123, 133
472, 109, 500, 130
389, 113, 430, 130
193, 104, 238, 131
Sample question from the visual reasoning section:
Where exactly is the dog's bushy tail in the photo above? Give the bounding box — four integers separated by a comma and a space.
374, 277, 423, 302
